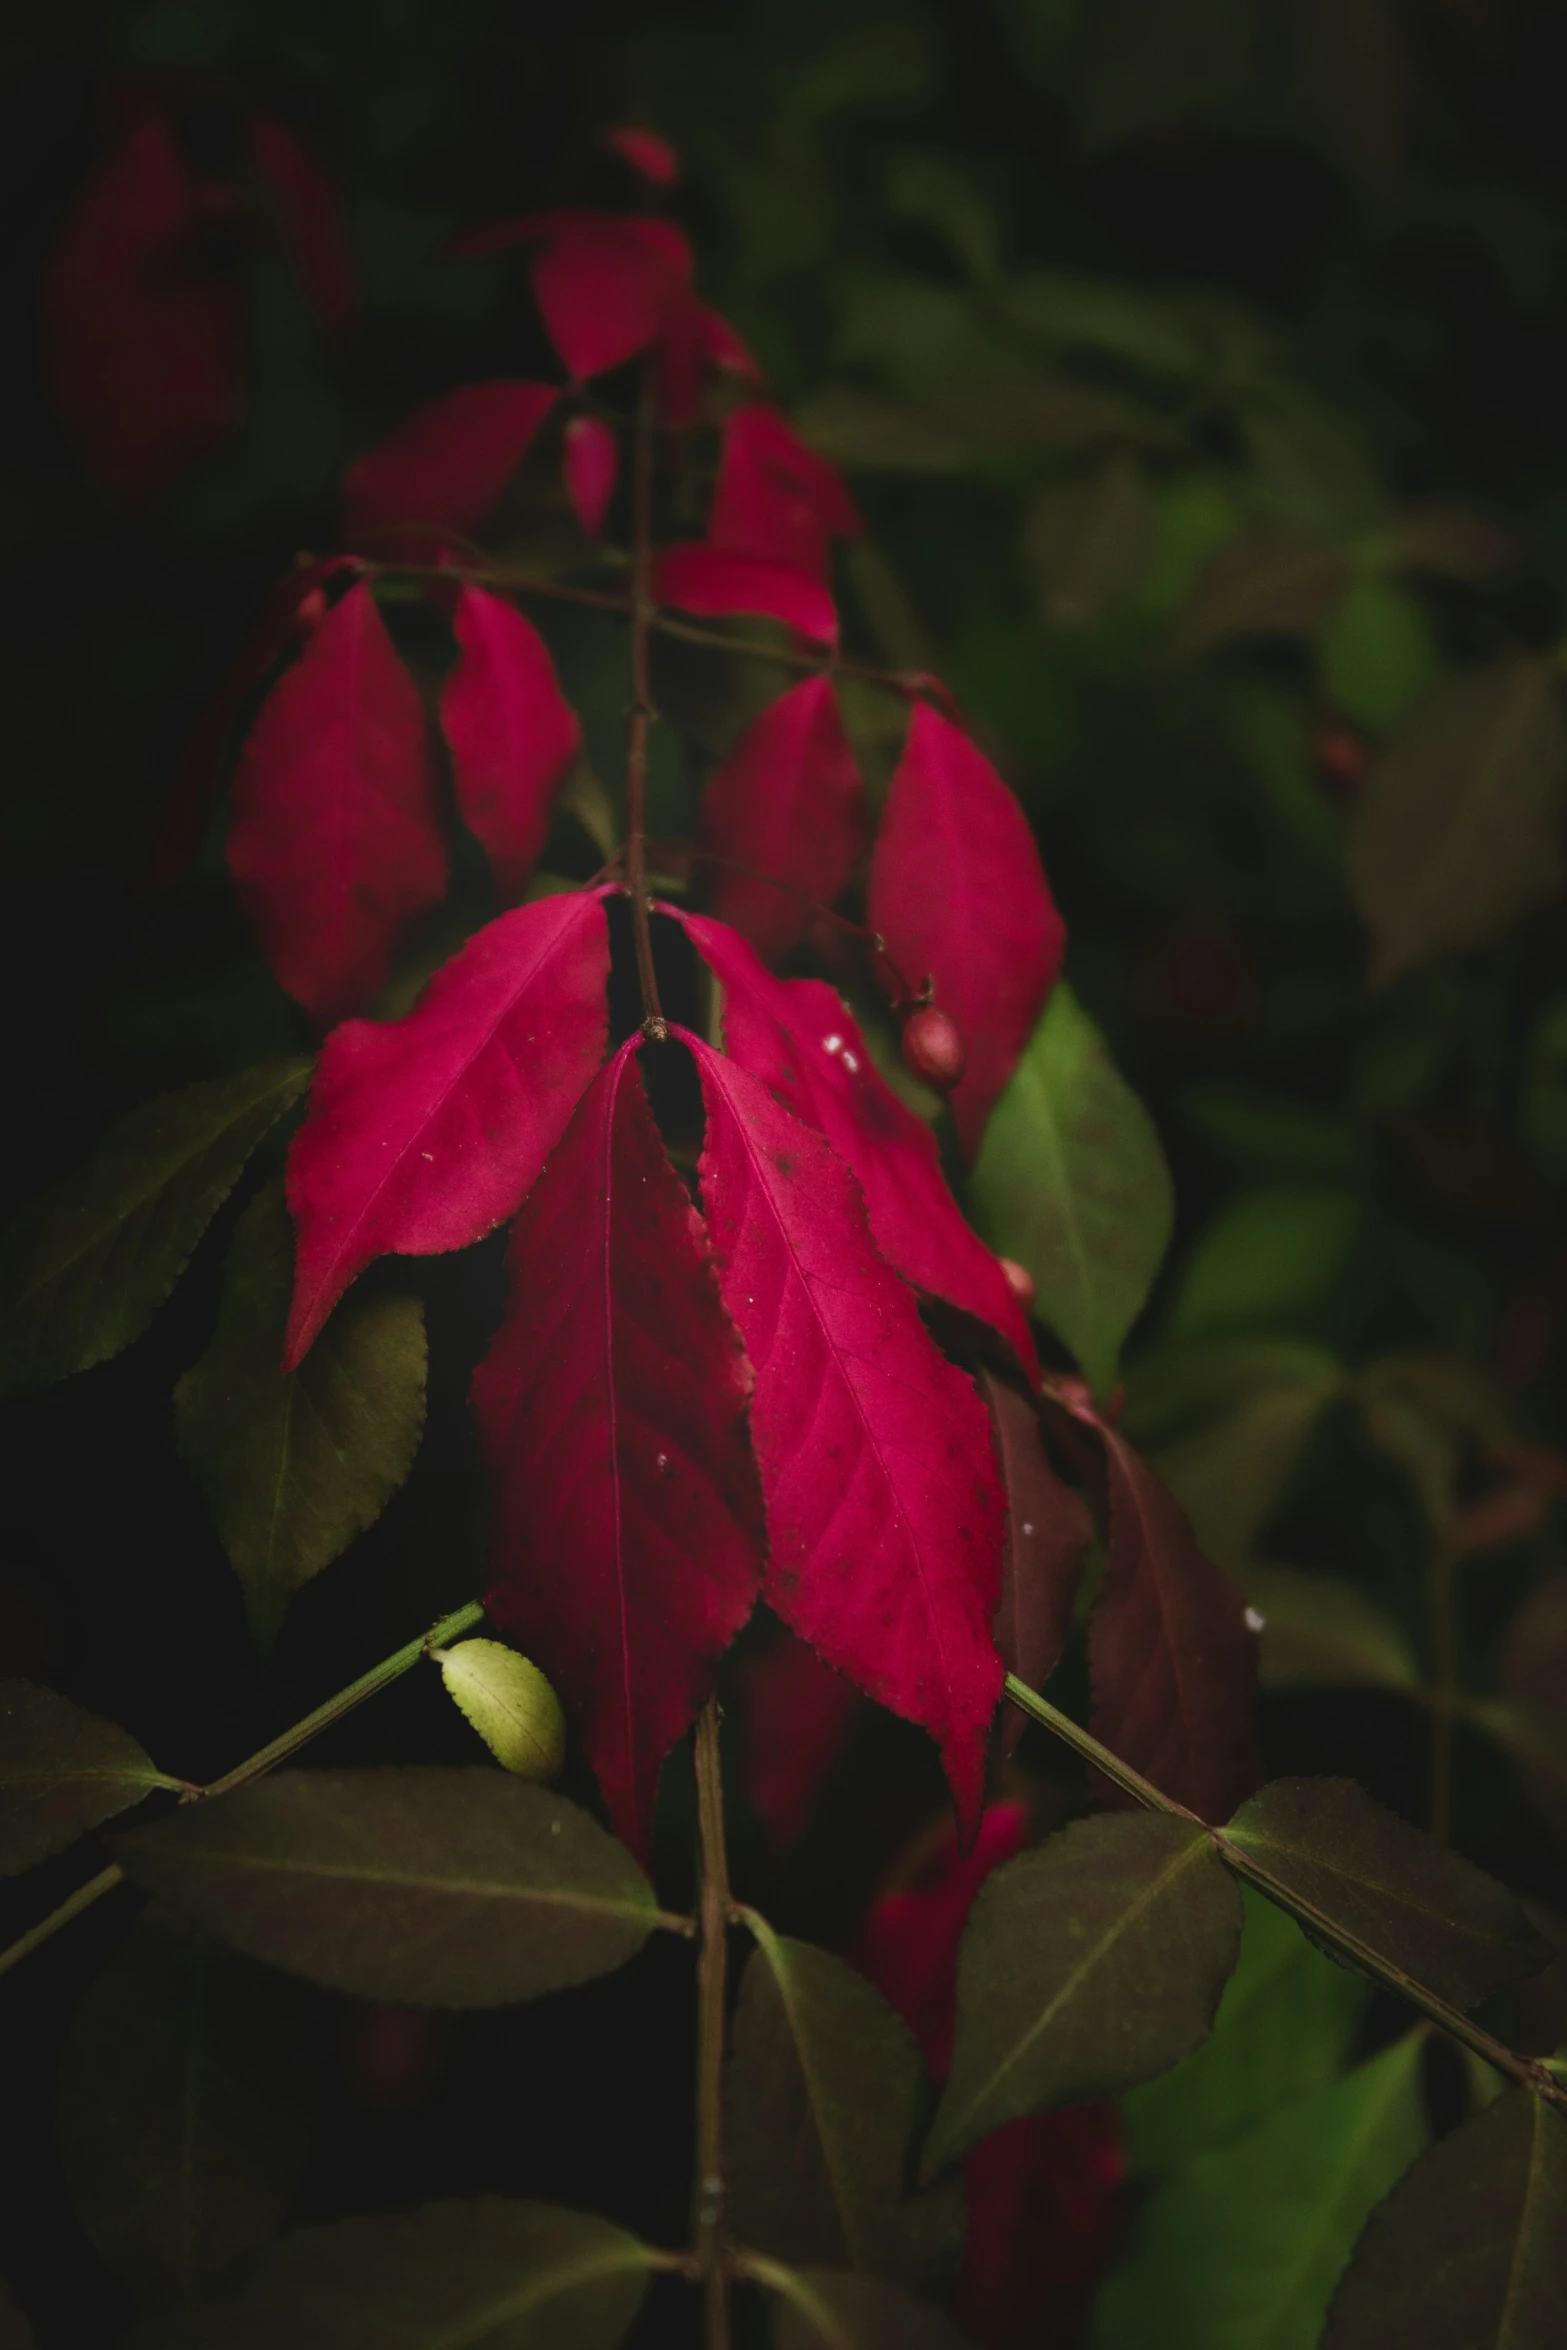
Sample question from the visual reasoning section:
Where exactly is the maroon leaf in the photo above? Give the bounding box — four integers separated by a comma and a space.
684, 1033, 1005, 1831
677, 912, 1036, 1377
709, 404, 862, 582
283, 890, 611, 1366
656, 297, 764, 430
983, 1372, 1094, 1754
475, 1043, 763, 1854
698, 677, 866, 962
1083, 1415, 1262, 1823
602, 126, 680, 186
247, 115, 356, 335
227, 581, 447, 1026
342, 382, 556, 542
652, 546, 837, 644
45, 109, 244, 506
439, 587, 581, 898
868, 703, 1066, 1158
563, 414, 619, 536
740, 1631, 864, 1852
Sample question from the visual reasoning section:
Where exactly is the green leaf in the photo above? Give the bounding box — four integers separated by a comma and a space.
175, 1185, 427, 1650
1, 1679, 177, 1877
56, 1909, 308, 2303
1023, 455, 1151, 632
0, 1060, 310, 1396
1166, 1188, 1365, 1343
726, 1920, 962, 2292
1245, 1567, 1421, 1694
1120, 1885, 1370, 2171
1094, 2036, 1427, 2350
763, 2265, 969, 2350
1164, 533, 1349, 662
1323, 2090, 1567, 2350
1321, 576, 1440, 735
972, 983, 1174, 1399
435, 1642, 566, 1782
114, 1769, 663, 2008
1347, 656, 1567, 988
1221, 1778, 1550, 2010
126, 2197, 655, 2350
925, 1813, 1242, 2173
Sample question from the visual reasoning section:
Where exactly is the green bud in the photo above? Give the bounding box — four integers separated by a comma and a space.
432, 1639, 566, 1781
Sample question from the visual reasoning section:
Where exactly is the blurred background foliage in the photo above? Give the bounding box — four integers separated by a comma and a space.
8, 0, 1567, 2341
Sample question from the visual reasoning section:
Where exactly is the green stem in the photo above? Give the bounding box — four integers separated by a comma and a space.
1002, 1672, 1567, 2116
692, 1702, 733, 2350
1428, 1535, 1458, 1843
0, 1600, 485, 1982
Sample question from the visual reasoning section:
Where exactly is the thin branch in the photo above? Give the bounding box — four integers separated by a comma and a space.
624, 371, 667, 1036
692, 1701, 733, 2350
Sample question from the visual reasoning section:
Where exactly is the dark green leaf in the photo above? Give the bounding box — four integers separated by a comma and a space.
1023, 456, 1150, 632
1095, 2037, 1426, 2350
972, 983, 1174, 1399
1120, 1885, 1370, 2171
1323, 2090, 1567, 2350
114, 1769, 662, 2007
1221, 1778, 1550, 2010
0, 1060, 310, 1396
726, 1920, 962, 2291
57, 1909, 307, 2303
1166, 1189, 1365, 1343
1164, 534, 1348, 662
174, 1185, 426, 1649
1321, 578, 1439, 734
925, 1813, 1242, 2173
1245, 1568, 1421, 1694
1, 1679, 177, 1877
126, 2197, 654, 2350
1347, 656, 1567, 988
763, 2264, 969, 2350
1380, 508, 1519, 583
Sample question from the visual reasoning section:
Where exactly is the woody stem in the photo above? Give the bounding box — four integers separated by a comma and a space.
691, 1701, 733, 2347
624, 371, 666, 1037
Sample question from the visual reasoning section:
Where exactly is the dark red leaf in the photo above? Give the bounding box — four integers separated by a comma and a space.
983, 1372, 1093, 1754
739, 1631, 864, 1852
651, 546, 837, 644
655, 296, 764, 430
247, 115, 356, 335
601, 126, 680, 186
283, 890, 611, 1366
698, 677, 865, 962
342, 382, 556, 542
709, 403, 862, 583
684, 1033, 1005, 1831
563, 414, 620, 537
867, 703, 1066, 1159
227, 581, 447, 1026
439, 587, 581, 898
855, 1802, 1032, 2076
475, 1043, 763, 1855
676, 912, 1037, 1377
45, 109, 244, 506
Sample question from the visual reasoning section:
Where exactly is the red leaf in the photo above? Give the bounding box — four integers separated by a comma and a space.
283, 889, 610, 1366
854, 1801, 1032, 2076
655, 295, 763, 430
247, 115, 356, 334
676, 912, 1037, 1377
868, 703, 1066, 1159
439, 587, 581, 898
342, 382, 556, 542
982, 1372, 1093, 1755
227, 580, 447, 1026
698, 677, 865, 962
475, 1042, 763, 1855
45, 108, 244, 506
651, 546, 837, 644
708, 403, 861, 583
695, 304, 763, 382
739, 1630, 864, 1852
602, 126, 680, 186
563, 414, 620, 536
1083, 1417, 1262, 1823
465, 211, 692, 380
684, 1033, 1005, 1830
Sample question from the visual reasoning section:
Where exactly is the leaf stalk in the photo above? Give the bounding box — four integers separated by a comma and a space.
692, 1700, 733, 2349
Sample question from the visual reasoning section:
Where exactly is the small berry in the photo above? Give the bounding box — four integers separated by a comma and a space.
1314, 725, 1367, 790
902, 1004, 966, 1091
999, 1258, 1036, 1310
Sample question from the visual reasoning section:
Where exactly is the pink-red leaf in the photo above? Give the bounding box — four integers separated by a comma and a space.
227, 580, 447, 1026
342, 382, 556, 542
45, 109, 243, 506
439, 587, 581, 898
563, 414, 620, 537
651, 547, 837, 644
601, 126, 680, 186
739, 1630, 864, 1852
982, 1372, 1093, 1755
868, 703, 1066, 1159
677, 912, 1036, 1377
474, 1043, 763, 1855
247, 115, 356, 334
283, 890, 611, 1366
709, 404, 862, 583
520, 212, 691, 380
698, 677, 865, 962
684, 1033, 1005, 1831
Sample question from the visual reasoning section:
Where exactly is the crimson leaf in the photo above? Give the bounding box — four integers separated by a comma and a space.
651, 547, 838, 645
563, 415, 620, 536
284, 890, 610, 1365
342, 382, 556, 542
740, 1634, 863, 1853
474, 1043, 763, 1855
698, 677, 866, 963
439, 587, 581, 898
708, 405, 862, 582
247, 116, 357, 336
